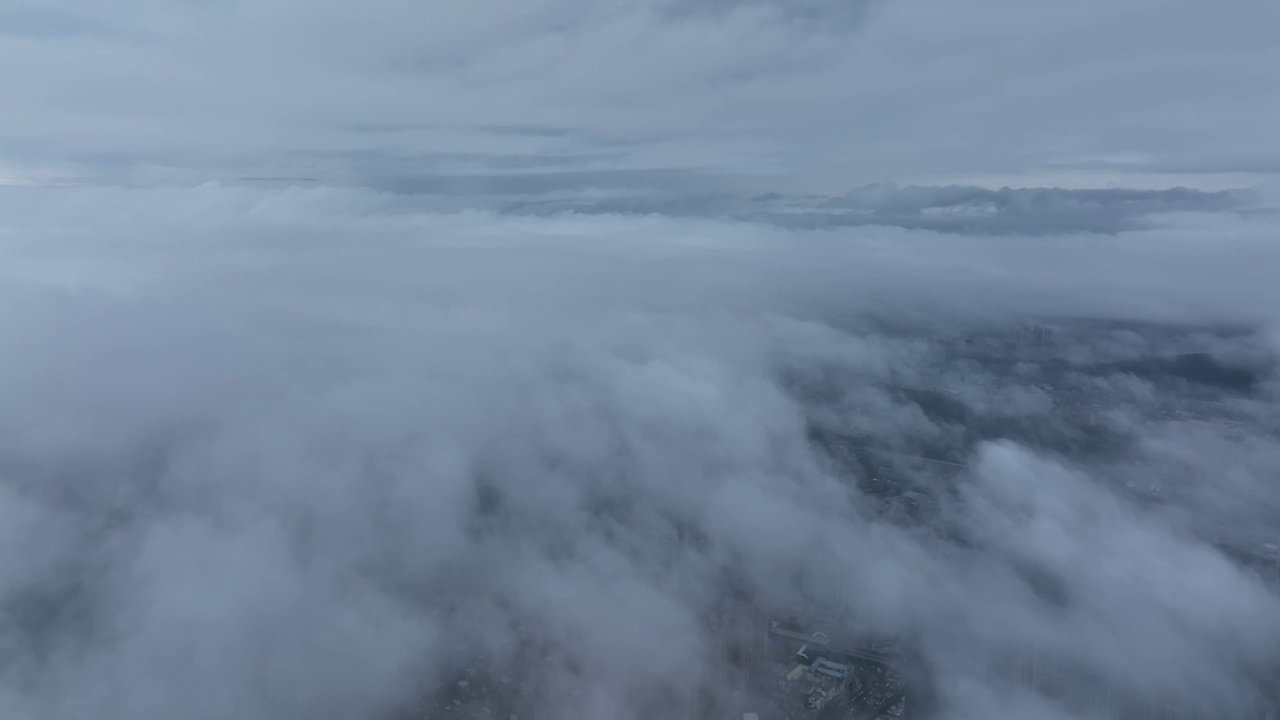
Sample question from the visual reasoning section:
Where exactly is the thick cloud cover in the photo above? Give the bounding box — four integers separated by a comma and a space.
2, 0, 1278, 190
1, 183, 1279, 719
3, 1, 1280, 719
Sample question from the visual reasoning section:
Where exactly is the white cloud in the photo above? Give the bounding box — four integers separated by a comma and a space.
3, 2, 1279, 716
1, 184, 1278, 718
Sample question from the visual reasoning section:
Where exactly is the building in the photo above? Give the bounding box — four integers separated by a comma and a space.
776, 656, 856, 718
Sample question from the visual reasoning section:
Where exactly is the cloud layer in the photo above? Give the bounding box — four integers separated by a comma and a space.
3, 1, 1279, 717
2, 0, 1278, 189
1, 184, 1278, 719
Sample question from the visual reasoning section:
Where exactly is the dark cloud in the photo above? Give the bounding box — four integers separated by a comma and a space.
501, 183, 1247, 235
806, 184, 1245, 234
373, 168, 725, 197
0, 8, 128, 39
656, 0, 879, 30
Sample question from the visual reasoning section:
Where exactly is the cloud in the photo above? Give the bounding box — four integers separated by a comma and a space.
0, 8, 129, 40
501, 183, 1253, 235
1, 183, 1279, 719
3, 2, 1279, 717
0, 0, 1277, 189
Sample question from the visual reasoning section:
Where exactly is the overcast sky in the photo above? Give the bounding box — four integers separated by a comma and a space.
3, 4, 1280, 720
2, 0, 1278, 191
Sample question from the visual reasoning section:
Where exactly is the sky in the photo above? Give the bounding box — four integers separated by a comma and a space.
1, 0, 1279, 191
2, 3, 1280, 720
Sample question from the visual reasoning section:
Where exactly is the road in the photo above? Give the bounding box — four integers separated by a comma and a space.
768, 626, 898, 667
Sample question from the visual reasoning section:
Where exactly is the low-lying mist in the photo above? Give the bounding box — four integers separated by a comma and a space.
1, 184, 1278, 720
